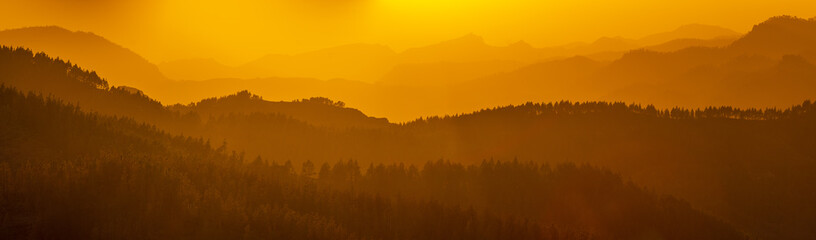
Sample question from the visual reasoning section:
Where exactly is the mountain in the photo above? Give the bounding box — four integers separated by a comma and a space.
460, 16, 815, 112
554, 24, 739, 58
157, 58, 236, 80
377, 60, 523, 86
598, 16, 816, 108
563, 24, 740, 62
1, 23, 741, 93
396, 34, 544, 64
454, 56, 607, 105
0, 26, 169, 96
561, 37, 640, 57
159, 43, 397, 83
643, 36, 739, 52
637, 24, 741, 46
154, 25, 741, 88
241, 43, 397, 83
381, 26, 740, 86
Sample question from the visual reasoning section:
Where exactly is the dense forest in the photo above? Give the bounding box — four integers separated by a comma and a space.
0, 85, 743, 239
2, 46, 815, 239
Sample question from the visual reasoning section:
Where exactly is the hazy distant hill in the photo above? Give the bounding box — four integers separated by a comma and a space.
637, 24, 740, 46
599, 16, 816, 108
160, 43, 397, 82
144, 16, 813, 122
551, 24, 740, 59
381, 25, 739, 86
0, 23, 741, 97
157, 24, 740, 86
729, 15, 816, 58
0, 26, 169, 95
643, 36, 739, 52
459, 16, 815, 113
377, 60, 523, 86
157, 58, 237, 80
397, 34, 543, 64
6, 17, 810, 124
241, 43, 397, 82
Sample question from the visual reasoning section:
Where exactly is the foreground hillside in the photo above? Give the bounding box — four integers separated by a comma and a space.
0, 85, 744, 239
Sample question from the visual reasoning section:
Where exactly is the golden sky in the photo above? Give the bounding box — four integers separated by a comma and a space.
2, 0, 814, 65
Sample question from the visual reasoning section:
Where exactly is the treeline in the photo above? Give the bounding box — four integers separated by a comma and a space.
0, 86, 744, 239
409, 101, 816, 124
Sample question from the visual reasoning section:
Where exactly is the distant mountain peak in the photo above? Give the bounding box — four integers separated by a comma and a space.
508, 40, 533, 49
636, 24, 740, 47
590, 36, 638, 49
674, 23, 737, 33
445, 33, 486, 45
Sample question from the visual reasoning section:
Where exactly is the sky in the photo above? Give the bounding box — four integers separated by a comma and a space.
1, 0, 814, 65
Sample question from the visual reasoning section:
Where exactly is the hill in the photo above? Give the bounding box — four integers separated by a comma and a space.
377, 60, 523, 86
170, 90, 389, 129
157, 58, 237, 80
240, 43, 397, 82
0, 46, 177, 127
730, 15, 816, 58
0, 46, 385, 135
0, 26, 170, 97
156, 25, 739, 86
637, 24, 741, 46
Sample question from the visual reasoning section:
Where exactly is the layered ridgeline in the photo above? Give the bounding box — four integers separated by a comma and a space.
0, 26, 170, 98
2, 45, 816, 239
0, 85, 746, 238
0, 21, 743, 121
0, 46, 382, 131
3, 17, 811, 122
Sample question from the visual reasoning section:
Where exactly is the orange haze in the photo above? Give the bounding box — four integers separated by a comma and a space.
1, 0, 814, 64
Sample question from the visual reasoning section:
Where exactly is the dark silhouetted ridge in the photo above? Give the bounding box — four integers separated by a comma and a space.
171, 90, 390, 129
0, 26, 169, 95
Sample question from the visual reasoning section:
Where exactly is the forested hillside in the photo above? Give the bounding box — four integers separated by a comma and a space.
2, 45, 815, 239
169, 91, 389, 129
0, 86, 743, 239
